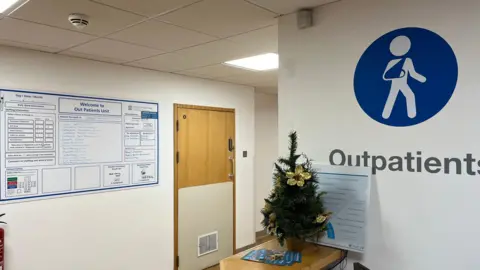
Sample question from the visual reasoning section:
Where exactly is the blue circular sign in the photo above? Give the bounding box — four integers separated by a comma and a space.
354, 27, 458, 127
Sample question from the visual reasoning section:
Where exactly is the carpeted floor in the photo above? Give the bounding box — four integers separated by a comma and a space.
205, 265, 220, 270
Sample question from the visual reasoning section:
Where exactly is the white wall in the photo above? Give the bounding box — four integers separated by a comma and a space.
254, 91, 278, 232
279, 0, 480, 269
0, 46, 256, 270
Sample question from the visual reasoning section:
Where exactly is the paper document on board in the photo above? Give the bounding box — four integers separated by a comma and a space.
308, 164, 371, 253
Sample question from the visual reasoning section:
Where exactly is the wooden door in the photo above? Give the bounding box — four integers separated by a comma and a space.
174, 105, 235, 270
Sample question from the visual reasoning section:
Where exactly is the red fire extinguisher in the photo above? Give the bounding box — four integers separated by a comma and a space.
0, 213, 5, 270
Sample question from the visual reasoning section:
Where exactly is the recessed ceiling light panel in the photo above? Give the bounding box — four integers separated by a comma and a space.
224, 53, 278, 71
0, 0, 29, 16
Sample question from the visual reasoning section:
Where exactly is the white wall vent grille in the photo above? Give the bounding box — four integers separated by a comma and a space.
198, 231, 219, 257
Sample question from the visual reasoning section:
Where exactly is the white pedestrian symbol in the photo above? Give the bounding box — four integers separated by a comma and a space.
382, 36, 427, 119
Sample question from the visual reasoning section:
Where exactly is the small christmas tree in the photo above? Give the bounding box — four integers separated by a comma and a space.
261, 132, 330, 246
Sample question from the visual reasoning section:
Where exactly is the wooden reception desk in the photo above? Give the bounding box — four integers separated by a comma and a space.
219, 240, 343, 270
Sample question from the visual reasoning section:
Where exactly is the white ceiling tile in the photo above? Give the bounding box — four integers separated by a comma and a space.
246, 0, 338, 14
127, 52, 200, 72
176, 64, 254, 79
10, 0, 145, 36
0, 40, 61, 53
227, 25, 277, 53
108, 20, 216, 51
0, 18, 95, 50
67, 38, 162, 62
158, 0, 276, 38
172, 72, 206, 80
129, 39, 255, 72
219, 70, 277, 87
59, 51, 126, 64
92, 0, 202, 17
174, 40, 256, 67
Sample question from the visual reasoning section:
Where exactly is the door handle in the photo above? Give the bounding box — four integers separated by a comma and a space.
228, 138, 234, 152
228, 156, 235, 180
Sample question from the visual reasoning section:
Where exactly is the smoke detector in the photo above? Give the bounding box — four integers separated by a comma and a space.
68, 13, 89, 30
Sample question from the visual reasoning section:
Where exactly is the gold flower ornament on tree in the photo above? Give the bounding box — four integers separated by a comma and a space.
286, 165, 312, 187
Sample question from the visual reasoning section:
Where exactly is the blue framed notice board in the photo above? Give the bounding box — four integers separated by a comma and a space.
0, 89, 159, 202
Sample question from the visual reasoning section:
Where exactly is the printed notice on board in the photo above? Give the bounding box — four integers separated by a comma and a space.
308, 164, 371, 253
0, 89, 159, 202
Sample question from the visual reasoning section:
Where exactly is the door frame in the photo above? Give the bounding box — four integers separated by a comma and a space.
173, 104, 236, 270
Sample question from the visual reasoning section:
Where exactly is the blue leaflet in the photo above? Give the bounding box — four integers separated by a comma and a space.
242, 249, 302, 266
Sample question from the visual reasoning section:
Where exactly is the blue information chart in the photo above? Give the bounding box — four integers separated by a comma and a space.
0, 89, 159, 202
308, 164, 371, 253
